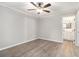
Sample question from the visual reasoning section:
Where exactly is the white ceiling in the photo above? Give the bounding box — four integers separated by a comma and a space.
0, 2, 79, 18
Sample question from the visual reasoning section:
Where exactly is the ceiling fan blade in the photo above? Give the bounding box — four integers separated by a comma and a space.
30, 2, 37, 7
43, 10, 50, 13
38, 2, 43, 7
27, 9, 36, 11
43, 3, 51, 8
38, 3, 41, 7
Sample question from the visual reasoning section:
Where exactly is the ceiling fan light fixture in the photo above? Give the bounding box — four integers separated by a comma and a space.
36, 8, 43, 13
28, 2, 51, 14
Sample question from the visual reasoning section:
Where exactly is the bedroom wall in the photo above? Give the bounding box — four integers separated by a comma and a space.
24, 16, 37, 42
37, 14, 63, 43
0, 6, 37, 50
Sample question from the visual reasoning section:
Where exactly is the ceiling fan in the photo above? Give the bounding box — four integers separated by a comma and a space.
27, 2, 51, 14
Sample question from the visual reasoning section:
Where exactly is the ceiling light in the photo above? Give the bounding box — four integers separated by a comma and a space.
36, 8, 43, 13
27, 2, 51, 14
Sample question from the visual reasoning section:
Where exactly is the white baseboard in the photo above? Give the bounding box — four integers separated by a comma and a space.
0, 37, 63, 51
0, 38, 37, 51
37, 37, 63, 43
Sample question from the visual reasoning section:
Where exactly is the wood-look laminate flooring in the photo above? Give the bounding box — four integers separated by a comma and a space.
0, 39, 79, 57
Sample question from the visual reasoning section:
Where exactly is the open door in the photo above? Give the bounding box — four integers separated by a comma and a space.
62, 16, 76, 42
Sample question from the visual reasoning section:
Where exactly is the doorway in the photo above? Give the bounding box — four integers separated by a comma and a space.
62, 16, 76, 43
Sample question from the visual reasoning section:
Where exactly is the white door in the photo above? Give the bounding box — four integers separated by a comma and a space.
63, 16, 75, 41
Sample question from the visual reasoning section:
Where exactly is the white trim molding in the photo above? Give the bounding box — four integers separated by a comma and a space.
0, 38, 37, 51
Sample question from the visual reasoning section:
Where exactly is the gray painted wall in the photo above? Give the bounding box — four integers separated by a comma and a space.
37, 14, 63, 43
0, 6, 37, 50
